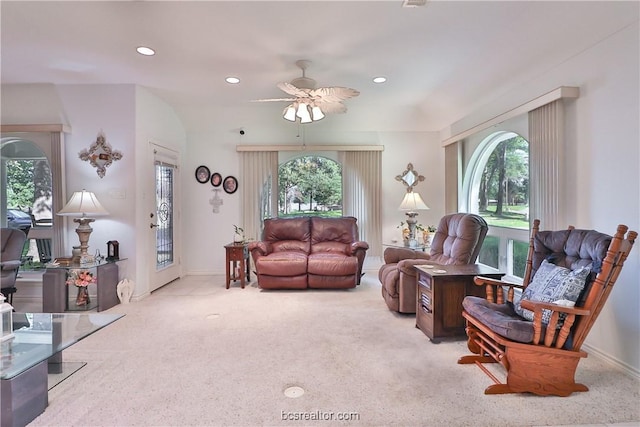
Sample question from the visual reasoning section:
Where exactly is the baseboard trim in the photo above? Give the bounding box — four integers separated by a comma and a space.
583, 342, 640, 380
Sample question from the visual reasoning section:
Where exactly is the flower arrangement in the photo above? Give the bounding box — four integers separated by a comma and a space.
66, 269, 97, 288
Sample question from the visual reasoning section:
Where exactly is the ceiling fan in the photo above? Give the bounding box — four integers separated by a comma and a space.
252, 60, 360, 123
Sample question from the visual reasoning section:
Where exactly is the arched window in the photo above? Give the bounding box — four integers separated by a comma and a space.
462, 131, 530, 280
278, 155, 342, 217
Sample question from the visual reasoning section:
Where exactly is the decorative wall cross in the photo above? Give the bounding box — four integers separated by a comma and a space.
210, 189, 223, 213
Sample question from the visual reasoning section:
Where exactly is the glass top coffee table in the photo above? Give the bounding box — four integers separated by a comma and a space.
1, 312, 123, 427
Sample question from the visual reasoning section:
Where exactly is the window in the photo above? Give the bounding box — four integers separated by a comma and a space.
278, 155, 342, 217
463, 131, 530, 281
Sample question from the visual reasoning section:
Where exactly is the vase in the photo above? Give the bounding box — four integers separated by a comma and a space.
76, 286, 90, 306
423, 232, 434, 247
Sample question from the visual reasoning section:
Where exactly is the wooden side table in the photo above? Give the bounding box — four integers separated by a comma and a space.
224, 242, 250, 289
414, 264, 504, 343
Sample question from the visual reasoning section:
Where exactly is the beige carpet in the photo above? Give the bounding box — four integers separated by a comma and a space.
28, 272, 640, 427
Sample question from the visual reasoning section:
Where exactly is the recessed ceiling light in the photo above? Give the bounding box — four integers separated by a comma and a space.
226, 77, 240, 84
136, 46, 155, 56
373, 76, 387, 84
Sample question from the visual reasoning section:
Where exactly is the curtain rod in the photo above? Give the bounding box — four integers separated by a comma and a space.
236, 144, 384, 152
441, 86, 579, 146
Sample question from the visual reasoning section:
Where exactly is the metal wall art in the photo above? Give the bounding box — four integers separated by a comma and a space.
395, 163, 425, 191
79, 131, 123, 178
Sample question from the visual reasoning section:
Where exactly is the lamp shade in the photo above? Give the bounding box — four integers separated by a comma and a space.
398, 191, 429, 212
57, 190, 109, 217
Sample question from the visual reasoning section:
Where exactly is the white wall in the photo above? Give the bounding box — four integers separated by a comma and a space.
182, 124, 444, 274
442, 23, 640, 374
134, 86, 187, 297
1, 83, 186, 300
56, 84, 137, 287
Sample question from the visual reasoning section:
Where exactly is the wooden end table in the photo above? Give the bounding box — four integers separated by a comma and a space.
224, 242, 250, 289
414, 264, 504, 343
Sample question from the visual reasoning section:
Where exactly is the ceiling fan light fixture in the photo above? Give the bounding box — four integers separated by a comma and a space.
283, 104, 297, 121
296, 102, 312, 123
225, 76, 240, 84
373, 76, 387, 83
311, 106, 325, 121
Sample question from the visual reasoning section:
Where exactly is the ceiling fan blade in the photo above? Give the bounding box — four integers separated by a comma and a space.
318, 102, 348, 114
311, 87, 360, 103
250, 98, 296, 102
277, 82, 309, 97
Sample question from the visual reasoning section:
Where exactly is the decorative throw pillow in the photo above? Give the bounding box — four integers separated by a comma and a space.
514, 259, 591, 325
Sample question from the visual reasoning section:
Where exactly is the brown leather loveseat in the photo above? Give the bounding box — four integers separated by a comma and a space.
248, 216, 369, 290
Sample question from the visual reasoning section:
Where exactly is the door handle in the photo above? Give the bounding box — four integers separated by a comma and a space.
150, 223, 158, 229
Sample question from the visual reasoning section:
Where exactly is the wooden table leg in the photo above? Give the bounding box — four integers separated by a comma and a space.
225, 251, 231, 289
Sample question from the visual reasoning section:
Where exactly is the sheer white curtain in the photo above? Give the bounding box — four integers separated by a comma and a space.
340, 151, 382, 257
240, 151, 278, 241
528, 99, 565, 229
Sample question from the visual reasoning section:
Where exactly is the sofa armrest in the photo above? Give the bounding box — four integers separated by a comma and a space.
349, 241, 369, 255
248, 241, 271, 257
0, 260, 21, 271
397, 258, 433, 276
383, 247, 431, 264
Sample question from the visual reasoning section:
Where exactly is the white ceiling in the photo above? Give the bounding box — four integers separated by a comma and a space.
1, 1, 637, 133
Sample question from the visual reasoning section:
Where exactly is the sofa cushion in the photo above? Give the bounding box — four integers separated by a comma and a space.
514, 259, 591, 324
307, 253, 358, 276
263, 217, 311, 254
463, 296, 536, 343
255, 251, 308, 276
310, 217, 358, 245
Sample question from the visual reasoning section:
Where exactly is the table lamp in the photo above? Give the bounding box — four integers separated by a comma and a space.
398, 190, 429, 243
57, 189, 109, 263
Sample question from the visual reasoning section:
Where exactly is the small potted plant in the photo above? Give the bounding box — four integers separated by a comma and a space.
233, 225, 245, 244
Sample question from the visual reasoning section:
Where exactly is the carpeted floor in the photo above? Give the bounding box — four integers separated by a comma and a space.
28, 272, 640, 427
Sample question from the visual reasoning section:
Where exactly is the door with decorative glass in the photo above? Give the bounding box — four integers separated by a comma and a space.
149, 143, 181, 291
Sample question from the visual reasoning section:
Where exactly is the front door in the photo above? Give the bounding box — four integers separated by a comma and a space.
149, 143, 181, 291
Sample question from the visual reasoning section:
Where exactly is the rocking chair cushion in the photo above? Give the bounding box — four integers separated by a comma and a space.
463, 296, 536, 343
514, 259, 591, 324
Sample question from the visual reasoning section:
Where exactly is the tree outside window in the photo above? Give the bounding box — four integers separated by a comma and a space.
278, 156, 342, 217
465, 132, 530, 280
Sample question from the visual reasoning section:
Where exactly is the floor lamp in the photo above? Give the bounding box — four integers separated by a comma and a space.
57, 189, 109, 263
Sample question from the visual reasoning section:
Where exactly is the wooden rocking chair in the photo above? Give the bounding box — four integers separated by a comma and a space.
458, 219, 636, 396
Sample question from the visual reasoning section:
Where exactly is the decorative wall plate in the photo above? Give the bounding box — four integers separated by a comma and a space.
195, 165, 210, 183
223, 176, 238, 194
211, 172, 222, 187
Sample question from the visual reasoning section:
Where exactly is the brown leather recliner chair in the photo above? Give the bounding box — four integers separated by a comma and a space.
379, 213, 488, 313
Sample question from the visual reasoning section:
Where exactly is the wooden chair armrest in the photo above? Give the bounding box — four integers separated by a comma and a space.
520, 299, 590, 317
520, 299, 591, 348
473, 276, 525, 303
